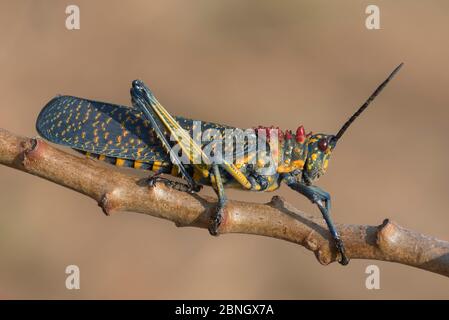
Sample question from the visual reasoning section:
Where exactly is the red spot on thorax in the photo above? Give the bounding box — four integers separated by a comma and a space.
254, 125, 310, 144
296, 125, 305, 143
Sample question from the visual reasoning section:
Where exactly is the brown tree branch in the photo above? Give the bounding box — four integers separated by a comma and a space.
1, 127, 449, 277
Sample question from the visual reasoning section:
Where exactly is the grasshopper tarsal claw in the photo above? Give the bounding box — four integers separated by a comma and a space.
147, 174, 201, 193
208, 207, 224, 236
335, 238, 350, 265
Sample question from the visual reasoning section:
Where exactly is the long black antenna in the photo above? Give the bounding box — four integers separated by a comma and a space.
334, 63, 403, 142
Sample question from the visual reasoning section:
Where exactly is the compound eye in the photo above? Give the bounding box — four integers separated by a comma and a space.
318, 138, 328, 151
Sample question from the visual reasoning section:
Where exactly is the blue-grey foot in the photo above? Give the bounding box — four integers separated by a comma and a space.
335, 238, 349, 265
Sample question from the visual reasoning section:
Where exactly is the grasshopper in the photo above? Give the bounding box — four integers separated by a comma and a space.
36, 63, 403, 265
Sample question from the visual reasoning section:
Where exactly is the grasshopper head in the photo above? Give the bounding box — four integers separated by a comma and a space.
302, 134, 336, 184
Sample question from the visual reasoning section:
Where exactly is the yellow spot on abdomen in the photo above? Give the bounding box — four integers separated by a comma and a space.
152, 161, 162, 172
134, 160, 143, 169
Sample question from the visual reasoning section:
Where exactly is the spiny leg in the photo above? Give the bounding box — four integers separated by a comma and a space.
130, 82, 200, 192
131, 80, 261, 232
286, 181, 349, 265
132, 80, 255, 191
209, 164, 227, 236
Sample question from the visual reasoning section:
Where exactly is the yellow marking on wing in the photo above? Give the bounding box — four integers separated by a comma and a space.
116, 158, 125, 167
98, 154, 106, 161
85, 152, 91, 158
311, 153, 318, 161
323, 159, 329, 170
136, 147, 144, 158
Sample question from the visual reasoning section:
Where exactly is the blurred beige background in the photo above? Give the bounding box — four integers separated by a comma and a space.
1, 0, 448, 299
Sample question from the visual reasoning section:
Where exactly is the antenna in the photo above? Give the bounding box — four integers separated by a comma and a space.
334, 63, 403, 142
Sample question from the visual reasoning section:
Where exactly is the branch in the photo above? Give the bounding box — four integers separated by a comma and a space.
1, 128, 449, 277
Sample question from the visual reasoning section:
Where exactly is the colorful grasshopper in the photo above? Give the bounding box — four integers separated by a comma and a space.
36, 64, 403, 265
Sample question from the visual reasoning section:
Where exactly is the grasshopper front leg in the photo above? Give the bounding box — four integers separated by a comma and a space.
285, 176, 349, 265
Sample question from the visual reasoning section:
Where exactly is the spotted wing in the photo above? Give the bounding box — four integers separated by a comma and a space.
36, 95, 172, 162
36, 95, 260, 163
